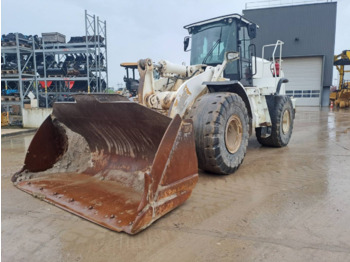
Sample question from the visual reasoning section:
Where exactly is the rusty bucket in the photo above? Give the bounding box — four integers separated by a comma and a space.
12, 94, 198, 234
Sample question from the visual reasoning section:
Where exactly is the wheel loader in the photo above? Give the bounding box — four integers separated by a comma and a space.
12, 13, 295, 234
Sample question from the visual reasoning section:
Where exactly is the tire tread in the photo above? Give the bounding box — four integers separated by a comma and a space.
185, 92, 249, 175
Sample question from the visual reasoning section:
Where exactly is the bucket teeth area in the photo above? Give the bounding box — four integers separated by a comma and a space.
18, 173, 142, 231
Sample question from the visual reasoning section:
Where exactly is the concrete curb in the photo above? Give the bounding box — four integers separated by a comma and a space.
1, 129, 37, 138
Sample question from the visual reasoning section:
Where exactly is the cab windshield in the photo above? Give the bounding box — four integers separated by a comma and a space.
190, 21, 237, 66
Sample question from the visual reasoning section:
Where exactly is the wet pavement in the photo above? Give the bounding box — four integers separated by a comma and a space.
1, 128, 36, 138
2, 107, 350, 262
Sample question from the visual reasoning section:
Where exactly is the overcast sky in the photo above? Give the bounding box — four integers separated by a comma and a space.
2, 0, 349, 88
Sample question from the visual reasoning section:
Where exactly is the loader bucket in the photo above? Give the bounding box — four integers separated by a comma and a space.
12, 94, 198, 234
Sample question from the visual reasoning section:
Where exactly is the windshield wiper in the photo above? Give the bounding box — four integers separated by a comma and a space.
202, 27, 223, 64
202, 38, 221, 64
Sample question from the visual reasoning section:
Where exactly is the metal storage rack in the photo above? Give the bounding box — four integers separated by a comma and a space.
1, 34, 37, 123
35, 10, 108, 108
1, 10, 108, 119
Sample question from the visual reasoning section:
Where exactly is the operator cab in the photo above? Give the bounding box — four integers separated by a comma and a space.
120, 62, 139, 96
184, 14, 257, 86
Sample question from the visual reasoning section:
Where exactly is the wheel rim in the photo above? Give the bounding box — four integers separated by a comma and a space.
225, 115, 243, 154
282, 109, 291, 134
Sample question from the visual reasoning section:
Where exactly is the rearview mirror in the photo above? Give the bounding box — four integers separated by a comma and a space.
184, 36, 191, 52
248, 24, 257, 39
226, 51, 240, 62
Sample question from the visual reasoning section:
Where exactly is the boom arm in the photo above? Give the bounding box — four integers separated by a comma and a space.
334, 50, 350, 90
137, 52, 239, 118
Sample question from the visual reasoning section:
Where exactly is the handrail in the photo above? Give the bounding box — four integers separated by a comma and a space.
261, 40, 284, 83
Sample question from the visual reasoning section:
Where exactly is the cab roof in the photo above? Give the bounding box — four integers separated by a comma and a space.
120, 62, 138, 69
183, 13, 258, 30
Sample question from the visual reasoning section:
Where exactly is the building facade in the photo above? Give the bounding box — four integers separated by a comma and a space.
243, 2, 337, 106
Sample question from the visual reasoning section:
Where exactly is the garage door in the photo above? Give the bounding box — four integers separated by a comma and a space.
282, 57, 323, 106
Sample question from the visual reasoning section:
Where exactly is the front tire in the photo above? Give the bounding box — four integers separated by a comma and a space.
185, 93, 249, 175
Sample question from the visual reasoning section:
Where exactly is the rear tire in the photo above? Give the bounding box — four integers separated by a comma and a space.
256, 95, 294, 147
185, 93, 249, 175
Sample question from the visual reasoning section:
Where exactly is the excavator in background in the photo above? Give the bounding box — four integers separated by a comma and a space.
330, 50, 350, 108
12, 13, 295, 234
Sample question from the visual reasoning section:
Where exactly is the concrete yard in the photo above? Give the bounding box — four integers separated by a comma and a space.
1, 107, 350, 262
